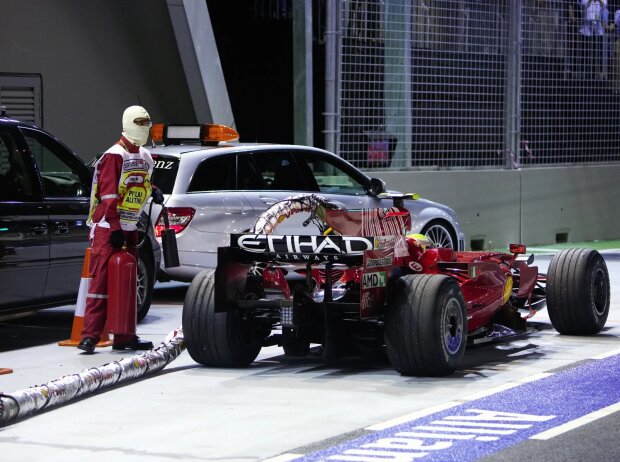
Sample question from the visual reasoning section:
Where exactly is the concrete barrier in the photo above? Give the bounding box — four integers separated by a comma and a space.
372, 165, 620, 250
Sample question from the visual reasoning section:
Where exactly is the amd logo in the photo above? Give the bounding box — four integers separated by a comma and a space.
234, 234, 374, 255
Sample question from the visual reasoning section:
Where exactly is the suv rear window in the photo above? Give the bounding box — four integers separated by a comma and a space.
151, 155, 179, 194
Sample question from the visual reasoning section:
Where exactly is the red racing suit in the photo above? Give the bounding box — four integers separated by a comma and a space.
81, 136, 154, 344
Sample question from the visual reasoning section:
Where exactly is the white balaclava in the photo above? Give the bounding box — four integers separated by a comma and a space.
122, 105, 151, 146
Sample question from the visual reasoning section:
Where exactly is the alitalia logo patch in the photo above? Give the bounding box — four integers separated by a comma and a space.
362, 271, 386, 289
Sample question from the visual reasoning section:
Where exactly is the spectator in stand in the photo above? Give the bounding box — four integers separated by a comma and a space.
579, 0, 608, 78
563, 0, 581, 78
601, 1, 612, 79
613, 7, 620, 91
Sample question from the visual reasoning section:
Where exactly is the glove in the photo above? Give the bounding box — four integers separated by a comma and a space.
151, 186, 164, 205
110, 229, 125, 249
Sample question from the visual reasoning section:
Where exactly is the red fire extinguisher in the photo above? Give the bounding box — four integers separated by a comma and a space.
107, 249, 137, 335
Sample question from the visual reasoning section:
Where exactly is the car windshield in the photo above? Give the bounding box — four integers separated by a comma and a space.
151, 155, 179, 194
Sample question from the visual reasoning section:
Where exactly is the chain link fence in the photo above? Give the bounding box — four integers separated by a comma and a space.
328, 0, 620, 170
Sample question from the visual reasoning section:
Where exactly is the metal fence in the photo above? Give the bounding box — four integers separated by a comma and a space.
327, 0, 620, 170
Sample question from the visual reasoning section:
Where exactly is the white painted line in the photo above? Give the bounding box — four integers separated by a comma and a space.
396, 431, 475, 440
365, 401, 462, 431
261, 454, 304, 462
530, 401, 620, 440
366, 373, 554, 432
463, 373, 553, 400
591, 348, 620, 360
430, 420, 532, 429
415, 425, 517, 435
463, 383, 522, 400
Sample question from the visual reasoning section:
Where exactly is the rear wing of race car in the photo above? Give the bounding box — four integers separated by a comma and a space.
214, 233, 378, 312
228, 233, 375, 264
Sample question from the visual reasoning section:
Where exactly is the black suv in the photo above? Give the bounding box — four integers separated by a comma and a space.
0, 110, 159, 320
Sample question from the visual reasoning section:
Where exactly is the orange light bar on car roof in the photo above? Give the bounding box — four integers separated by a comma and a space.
149, 123, 239, 146
201, 124, 240, 143
150, 124, 165, 143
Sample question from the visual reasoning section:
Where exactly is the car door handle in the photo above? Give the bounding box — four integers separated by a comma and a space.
258, 196, 279, 206
30, 223, 48, 235
53, 221, 69, 234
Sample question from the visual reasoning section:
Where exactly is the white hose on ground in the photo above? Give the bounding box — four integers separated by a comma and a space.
0, 327, 185, 427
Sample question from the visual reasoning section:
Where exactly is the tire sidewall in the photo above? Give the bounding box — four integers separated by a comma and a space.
385, 274, 467, 376
584, 253, 610, 330
547, 249, 610, 335
183, 269, 263, 367
432, 278, 467, 369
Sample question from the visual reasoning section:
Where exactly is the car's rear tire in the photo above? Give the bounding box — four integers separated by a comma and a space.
137, 245, 154, 322
182, 269, 263, 367
385, 274, 467, 376
546, 248, 610, 335
421, 220, 457, 249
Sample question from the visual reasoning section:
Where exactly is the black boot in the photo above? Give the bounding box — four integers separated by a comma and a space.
77, 337, 96, 354
112, 336, 153, 351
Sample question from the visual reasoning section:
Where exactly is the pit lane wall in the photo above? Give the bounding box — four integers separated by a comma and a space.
372, 165, 620, 250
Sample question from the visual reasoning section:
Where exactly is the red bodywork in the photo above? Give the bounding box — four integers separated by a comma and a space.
257, 207, 540, 334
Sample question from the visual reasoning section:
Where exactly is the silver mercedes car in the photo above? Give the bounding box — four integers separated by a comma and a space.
148, 124, 465, 282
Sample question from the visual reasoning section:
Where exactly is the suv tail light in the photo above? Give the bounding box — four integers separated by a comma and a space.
155, 207, 195, 237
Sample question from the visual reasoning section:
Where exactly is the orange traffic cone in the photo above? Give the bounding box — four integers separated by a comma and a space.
58, 247, 113, 348
0, 368, 13, 375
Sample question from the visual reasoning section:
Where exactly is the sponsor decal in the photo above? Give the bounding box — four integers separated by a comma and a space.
234, 234, 373, 255
123, 174, 146, 186
365, 256, 393, 268
273, 253, 341, 263
374, 236, 397, 250
123, 158, 150, 171
362, 271, 386, 289
153, 160, 175, 170
122, 188, 146, 205
118, 169, 150, 221
360, 291, 373, 314
409, 261, 423, 272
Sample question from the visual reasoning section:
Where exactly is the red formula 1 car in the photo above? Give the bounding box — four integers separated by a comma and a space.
182, 193, 610, 376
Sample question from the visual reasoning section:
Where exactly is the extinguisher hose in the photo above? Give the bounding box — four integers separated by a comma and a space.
134, 201, 156, 249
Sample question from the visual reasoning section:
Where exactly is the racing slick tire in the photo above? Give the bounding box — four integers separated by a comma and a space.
182, 269, 263, 367
385, 274, 467, 377
546, 248, 610, 335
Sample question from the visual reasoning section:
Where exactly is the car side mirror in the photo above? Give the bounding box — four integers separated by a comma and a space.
526, 253, 535, 265
369, 177, 385, 196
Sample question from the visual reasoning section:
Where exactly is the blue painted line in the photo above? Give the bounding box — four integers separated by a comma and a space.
295, 354, 620, 461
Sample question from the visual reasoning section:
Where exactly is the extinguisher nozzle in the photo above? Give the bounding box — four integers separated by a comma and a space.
157, 207, 180, 268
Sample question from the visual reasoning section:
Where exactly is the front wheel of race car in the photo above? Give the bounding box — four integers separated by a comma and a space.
385, 274, 467, 377
182, 269, 263, 367
546, 248, 610, 335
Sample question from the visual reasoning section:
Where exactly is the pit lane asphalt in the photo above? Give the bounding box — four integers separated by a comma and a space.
0, 253, 619, 462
